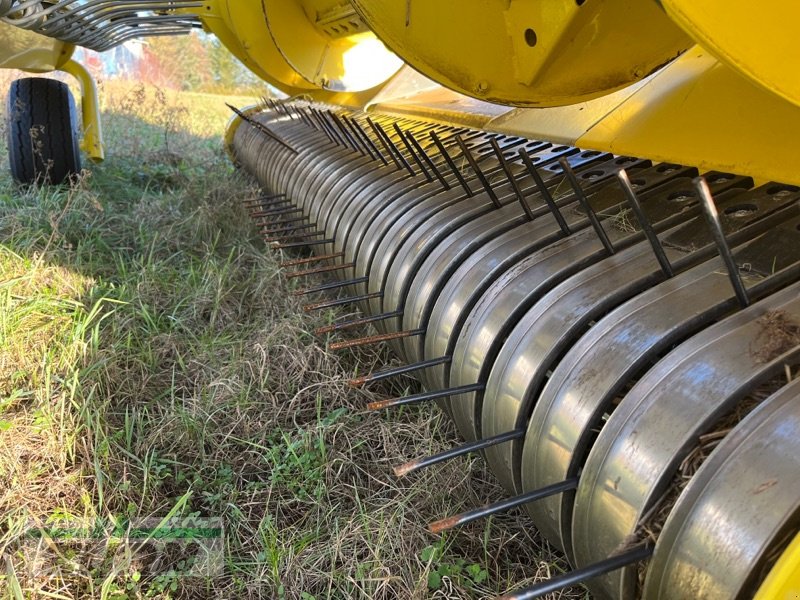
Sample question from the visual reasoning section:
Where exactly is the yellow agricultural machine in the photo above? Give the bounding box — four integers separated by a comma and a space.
3, 2, 800, 598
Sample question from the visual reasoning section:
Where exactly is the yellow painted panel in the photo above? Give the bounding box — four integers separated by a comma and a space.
661, 0, 800, 108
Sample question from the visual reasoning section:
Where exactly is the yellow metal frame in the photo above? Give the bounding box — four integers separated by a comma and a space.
350, 0, 692, 107
755, 533, 800, 600
661, 0, 800, 109
371, 46, 800, 186
59, 59, 105, 162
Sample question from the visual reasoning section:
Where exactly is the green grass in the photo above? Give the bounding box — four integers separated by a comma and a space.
0, 80, 577, 599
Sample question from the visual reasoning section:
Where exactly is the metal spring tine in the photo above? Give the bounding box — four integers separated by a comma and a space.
293, 276, 369, 296
393, 429, 524, 478
301, 107, 320, 130
350, 116, 389, 165
342, 115, 377, 160
430, 131, 472, 197
491, 138, 533, 220
280, 253, 344, 268
518, 149, 572, 235
617, 170, 674, 278
248, 198, 292, 212
252, 206, 303, 218
263, 223, 318, 235
367, 383, 485, 411
281, 253, 344, 268
313, 108, 344, 145
559, 157, 615, 254
406, 129, 450, 191
326, 111, 356, 149
456, 135, 501, 207
226, 104, 298, 154
242, 193, 286, 206
260, 216, 310, 228
694, 177, 750, 308
265, 231, 326, 243
428, 477, 579, 534
350, 356, 451, 387
272, 238, 336, 249
331, 112, 363, 154
314, 310, 404, 335
498, 545, 653, 600
310, 109, 337, 143
285, 262, 354, 279
330, 328, 424, 351
303, 291, 383, 312
366, 117, 404, 170
394, 124, 433, 182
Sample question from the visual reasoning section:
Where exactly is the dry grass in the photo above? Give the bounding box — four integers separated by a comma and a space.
0, 80, 579, 599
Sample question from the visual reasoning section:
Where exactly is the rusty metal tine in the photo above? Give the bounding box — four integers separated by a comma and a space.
272, 238, 335, 249
292, 276, 369, 296
263, 223, 318, 235
393, 429, 524, 478
226, 104, 298, 154
694, 177, 751, 308
617, 170, 674, 278
252, 206, 303, 218
394, 123, 432, 182
265, 231, 325, 243
430, 131, 472, 197
367, 382, 484, 412
491, 138, 533, 220
371, 118, 415, 175
314, 310, 403, 335
242, 193, 285, 206
407, 129, 450, 190
456, 135, 501, 207
519, 151, 574, 235
312, 108, 344, 145
498, 545, 653, 600
330, 328, 424, 351
428, 478, 579, 534
342, 115, 374, 159
281, 252, 344, 268
285, 262, 354, 279
303, 291, 383, 312
309, 109, 337, 143
367, 117, 404, 171
559, 157, 615, 254
260, 216, 311, 228
350, 356, 451, 388
331, 112, 363, 153
350, 116, 389, 165
318, 109, 347, 146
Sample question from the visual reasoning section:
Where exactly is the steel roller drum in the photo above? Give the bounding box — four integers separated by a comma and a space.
349, 137, 539, 302
365, 150, 610, 321
520, 189, 800, 558
418, 161, 691, 395
481, 183, 795, 497
643, 376, 800, 599
395, 157, 648, 364
329, 131, 513, 286
445, 169, 738, 443
571, 280, 800, 599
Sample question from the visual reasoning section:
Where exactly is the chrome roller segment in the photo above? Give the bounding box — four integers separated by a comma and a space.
230, 103, 800, 600
521, 191, 800, 557
572, 281, 800, 599
644, 375, 800, 599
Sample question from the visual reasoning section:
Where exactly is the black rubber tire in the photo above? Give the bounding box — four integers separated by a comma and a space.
6, 77, 82, 185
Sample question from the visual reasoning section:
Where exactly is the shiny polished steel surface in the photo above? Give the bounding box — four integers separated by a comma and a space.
572, 281, 800, 599
644, 375, 800, 599
232, 104, 800, 600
